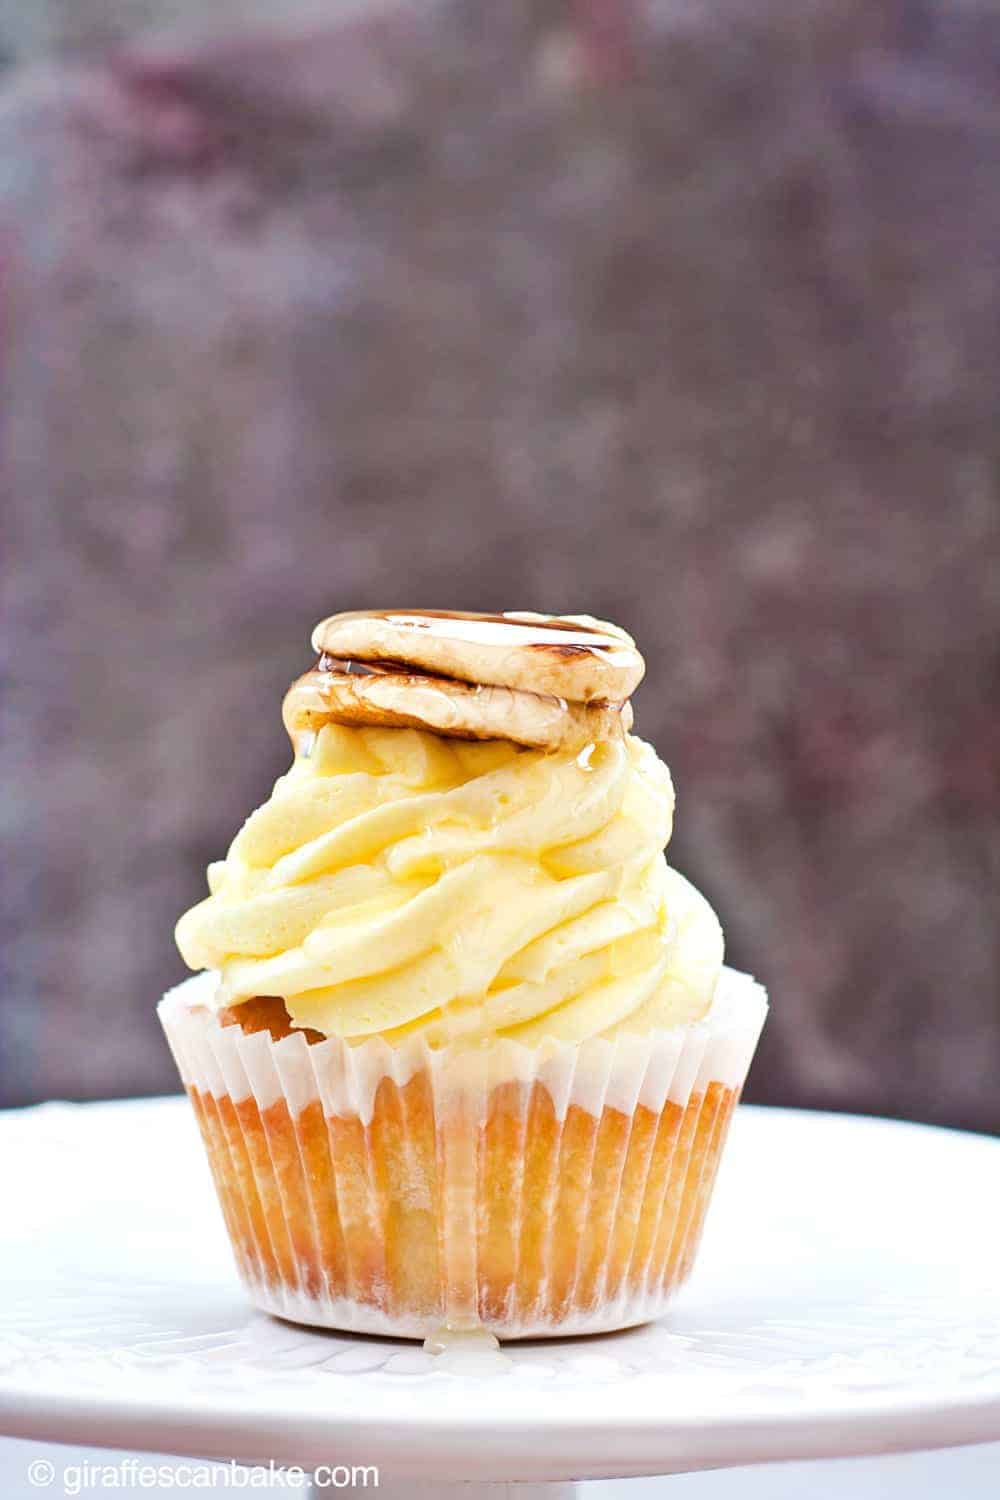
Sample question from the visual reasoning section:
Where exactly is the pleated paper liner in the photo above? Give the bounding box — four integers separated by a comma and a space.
159, 967, 767, 1339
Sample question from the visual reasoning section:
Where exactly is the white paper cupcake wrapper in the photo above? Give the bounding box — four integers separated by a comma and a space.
159, 967, 767, 1338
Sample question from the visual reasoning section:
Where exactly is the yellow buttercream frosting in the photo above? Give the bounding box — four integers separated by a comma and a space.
175, 723, 723, 1045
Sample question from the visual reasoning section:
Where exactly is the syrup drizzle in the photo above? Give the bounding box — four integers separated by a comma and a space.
320, 609, 629, 657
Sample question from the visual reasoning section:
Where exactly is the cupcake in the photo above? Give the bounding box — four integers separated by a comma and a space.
161, 610, 767, 1338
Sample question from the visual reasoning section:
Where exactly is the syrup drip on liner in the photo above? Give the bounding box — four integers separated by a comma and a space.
422, 1322, 513, 1375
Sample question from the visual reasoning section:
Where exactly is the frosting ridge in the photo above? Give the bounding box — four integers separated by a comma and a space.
175, 723, 724, 1045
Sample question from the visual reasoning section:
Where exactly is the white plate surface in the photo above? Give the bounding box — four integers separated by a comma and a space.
1, 1098, 998, 1482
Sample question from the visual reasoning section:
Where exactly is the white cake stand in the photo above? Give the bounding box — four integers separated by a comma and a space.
2, 1098, 999, 1499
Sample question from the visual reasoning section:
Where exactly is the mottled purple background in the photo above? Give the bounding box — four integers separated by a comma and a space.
2, 0, 998, 1130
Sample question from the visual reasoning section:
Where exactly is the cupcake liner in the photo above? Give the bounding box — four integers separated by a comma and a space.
159, 967, 767, 1339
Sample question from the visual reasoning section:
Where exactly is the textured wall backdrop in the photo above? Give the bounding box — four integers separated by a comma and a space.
2, 0, 998, 1128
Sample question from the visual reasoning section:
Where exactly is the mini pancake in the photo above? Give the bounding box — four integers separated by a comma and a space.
283, 658, 633, 751
310, 610, 645, 704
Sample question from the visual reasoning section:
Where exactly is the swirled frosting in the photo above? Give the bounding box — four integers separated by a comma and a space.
175, 723, 724, 1045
